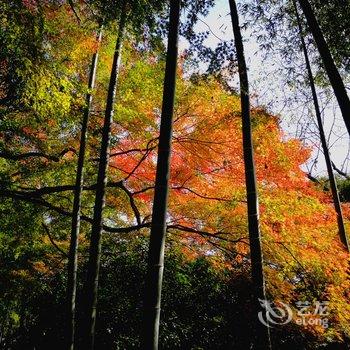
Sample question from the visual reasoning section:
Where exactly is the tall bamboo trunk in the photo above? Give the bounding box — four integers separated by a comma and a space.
66, 27, 103, 350
293, 1, 349, 251
297, 0, 350, 136
142, 1, 181, 349
80, 10, 126, 350
228, 1, 272, 349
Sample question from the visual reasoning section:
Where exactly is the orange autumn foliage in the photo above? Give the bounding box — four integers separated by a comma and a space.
102, 52, 350, 340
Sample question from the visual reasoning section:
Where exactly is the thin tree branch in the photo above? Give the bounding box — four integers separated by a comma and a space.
332, 162, 350, 179
42, 223, 69, 258
173, 185, 235, 202
0, 189, 149, 234
16, 181, 124, 197
0, 148, 76, 162
168, 224, 248, 244
67, 0, 82, 23
118, 182, 141, 225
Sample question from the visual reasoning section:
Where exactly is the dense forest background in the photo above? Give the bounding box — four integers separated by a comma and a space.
0, 0, 350, 349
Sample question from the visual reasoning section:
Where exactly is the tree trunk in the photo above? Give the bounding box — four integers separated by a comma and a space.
297, 0, 350, 136
80, 11, 126, 350
228, 1, 272, 349
293, 1, 349, 251
142, 1, 181, 349
66, 27, 103, 350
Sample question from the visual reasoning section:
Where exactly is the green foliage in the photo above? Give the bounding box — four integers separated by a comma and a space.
336, 177, 350, 203
22, 67, 75, 120
0, 1, 45, 104
310, 0, 350, 71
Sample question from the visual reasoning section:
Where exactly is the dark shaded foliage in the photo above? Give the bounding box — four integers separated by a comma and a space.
337, 178, 350, 203
1, 237, 324, 350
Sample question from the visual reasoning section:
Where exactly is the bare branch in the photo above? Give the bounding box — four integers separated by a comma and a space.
42, 223, 68, 258
173, 185, 235, 202
118, 182, 142, 225
0, 189, 149, 234
332, 162, 350, 179
67, 0, 82, 23
0, 148, 76, 162
168, 223, 248, 244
